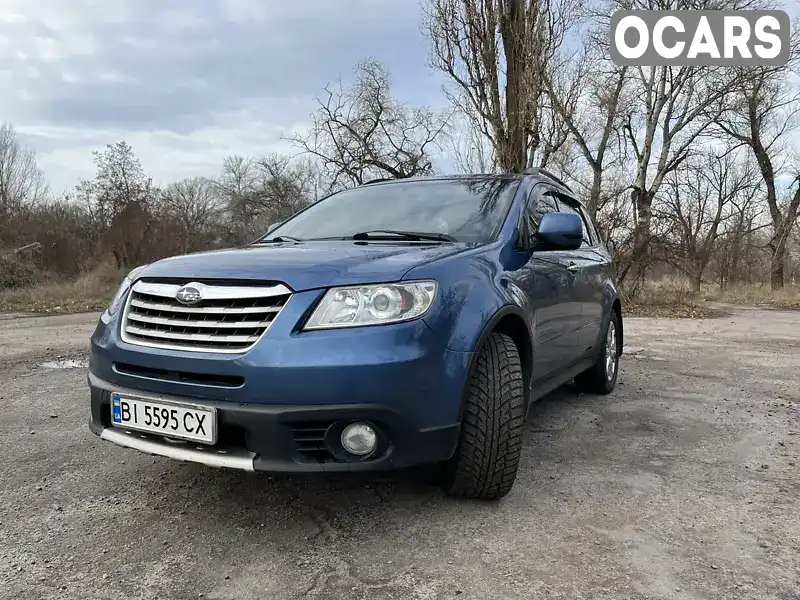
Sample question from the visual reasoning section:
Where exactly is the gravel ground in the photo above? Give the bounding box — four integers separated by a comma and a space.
0, 307, 798, 600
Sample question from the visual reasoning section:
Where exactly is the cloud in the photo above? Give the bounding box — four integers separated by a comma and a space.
1, 0, 445, 191
17, 107, 308, 194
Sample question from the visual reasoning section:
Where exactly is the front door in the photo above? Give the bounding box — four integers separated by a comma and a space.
507, 185, 583, 381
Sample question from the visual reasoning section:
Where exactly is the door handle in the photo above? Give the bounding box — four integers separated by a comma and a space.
566, 262, 580, 274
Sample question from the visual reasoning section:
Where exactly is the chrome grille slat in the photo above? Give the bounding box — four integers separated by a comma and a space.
127, 313, 271, 329
130, 299, 280, 314
126, 326, 261, 343
121, 280, 292, 353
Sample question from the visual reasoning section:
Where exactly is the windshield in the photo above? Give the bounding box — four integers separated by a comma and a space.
264, 177, 519, 243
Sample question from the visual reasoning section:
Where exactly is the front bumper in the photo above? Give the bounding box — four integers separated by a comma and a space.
91, 289, 472, 428
89, 286, 472, 472
89, 374, 461, 472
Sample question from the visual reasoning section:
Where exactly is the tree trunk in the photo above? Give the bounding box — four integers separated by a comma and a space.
748, 110, 800, 290
770, 242, 786, 291
499, 0, 528, 173
618, 187, 652, 285
587, 166, 602, 219
691, 267, 703, 294
728, 230, 741, 286
112, 250, 123, 270
769, 183, 800, 290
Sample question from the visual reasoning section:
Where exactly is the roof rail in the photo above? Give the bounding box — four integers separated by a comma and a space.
361, 177, 395, 186
523, 167, 572, 192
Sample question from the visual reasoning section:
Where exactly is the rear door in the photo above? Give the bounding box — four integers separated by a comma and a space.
554, 195, 606, 356
576, 204, 608, 348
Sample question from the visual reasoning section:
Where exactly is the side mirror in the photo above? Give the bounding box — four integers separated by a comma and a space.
266, 222, 281, 234
534, 213, 582, 251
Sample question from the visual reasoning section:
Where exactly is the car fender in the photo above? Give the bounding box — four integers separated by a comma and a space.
602, 281, 623, 353
422, 278, 533, 414
466, 303, 531, 355
408, 259, 515, 350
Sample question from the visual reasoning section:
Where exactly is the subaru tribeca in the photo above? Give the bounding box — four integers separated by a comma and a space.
88, 169, 623, 500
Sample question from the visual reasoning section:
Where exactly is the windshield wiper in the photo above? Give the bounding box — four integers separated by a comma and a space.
350, 230, 457, 243
255, 235, 304, 243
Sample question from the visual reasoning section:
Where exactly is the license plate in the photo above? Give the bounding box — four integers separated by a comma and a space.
110, 393, 216, 444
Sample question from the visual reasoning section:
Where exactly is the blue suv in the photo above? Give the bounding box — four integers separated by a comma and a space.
88, 169, 623, 500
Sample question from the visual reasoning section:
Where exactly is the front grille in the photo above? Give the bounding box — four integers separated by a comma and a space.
121, 280, 292, 353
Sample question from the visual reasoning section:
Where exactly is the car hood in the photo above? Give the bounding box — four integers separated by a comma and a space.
138, 241, 471, 291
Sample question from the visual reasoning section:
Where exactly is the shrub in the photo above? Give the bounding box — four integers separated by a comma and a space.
0, 255, 44, 289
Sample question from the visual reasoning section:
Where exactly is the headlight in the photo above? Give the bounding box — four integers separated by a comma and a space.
108, 266, 146, 315
304, 281, 437, 329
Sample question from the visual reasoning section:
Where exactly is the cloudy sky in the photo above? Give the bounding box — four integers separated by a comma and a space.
1, 0, 449, 193
3, 2, 799, 195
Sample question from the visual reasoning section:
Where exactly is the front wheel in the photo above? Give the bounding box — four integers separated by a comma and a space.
575, 311, 620, 394
442, 332, 525, 500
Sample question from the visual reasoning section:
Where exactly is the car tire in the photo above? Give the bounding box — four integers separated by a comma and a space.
442, 332, 525, 500
575, 310, 620, 395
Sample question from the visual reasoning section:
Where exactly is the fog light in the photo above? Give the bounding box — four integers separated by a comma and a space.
340, 422, 377, 456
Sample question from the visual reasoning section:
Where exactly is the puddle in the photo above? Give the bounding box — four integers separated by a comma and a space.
39, 359, 87, 370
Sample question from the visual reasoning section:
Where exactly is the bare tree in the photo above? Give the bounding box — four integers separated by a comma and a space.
597, 0, 752, 286
162, 177, 224, 253
442, 111, 496, 174
292, 59, 448, 188
713, 56, 800, 289
788, 217, 800, 285
250, 154, 318, 223
655, 151, 756, 292
75, 142, 156, 268
214, 153, 322, 242
423, 0, 575, 172
216, 155, 259, 231
217, 155, 257, 199
76, 142, 153, 224
537, 91, 574, 170
709, 179, 767, 289
545, 44, 629, 217
0, 122, 48, 217
617, 64, 740, 285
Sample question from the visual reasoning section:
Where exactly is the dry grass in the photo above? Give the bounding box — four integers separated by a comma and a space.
2, 265, 798, 318
0, 264, 121, 314
623, 279, 725, 319
624, 276, 800, 318
702, 282, 800, 310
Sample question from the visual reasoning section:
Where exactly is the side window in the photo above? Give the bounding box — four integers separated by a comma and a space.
557, 198, 593, 248
578, 205, 602, 246
525, 189, 559, 235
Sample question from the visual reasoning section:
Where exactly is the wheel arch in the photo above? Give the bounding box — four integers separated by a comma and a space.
611, 297, 623, 354
462, 305, 533, 411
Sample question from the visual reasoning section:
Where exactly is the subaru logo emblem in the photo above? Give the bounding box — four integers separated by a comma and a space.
175, 284, 203, 305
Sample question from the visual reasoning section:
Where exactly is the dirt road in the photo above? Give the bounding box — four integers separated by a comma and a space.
0, 308, 798, 600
